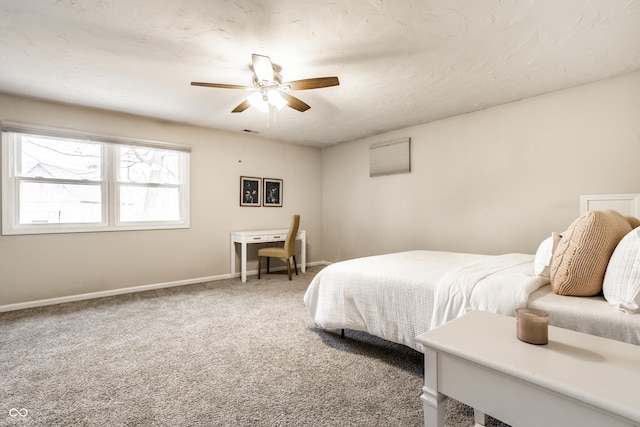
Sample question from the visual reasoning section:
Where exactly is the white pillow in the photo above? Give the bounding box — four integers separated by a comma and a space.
534, 232, 561, 277
603, 227, 640, 313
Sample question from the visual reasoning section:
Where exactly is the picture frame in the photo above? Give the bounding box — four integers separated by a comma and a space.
240, 176, 261, 206
263, 178, 283, 207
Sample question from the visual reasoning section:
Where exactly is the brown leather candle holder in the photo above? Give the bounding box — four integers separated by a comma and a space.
516, 308, 549, 345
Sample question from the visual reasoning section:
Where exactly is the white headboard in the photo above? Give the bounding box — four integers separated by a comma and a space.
580, 194, 640, 217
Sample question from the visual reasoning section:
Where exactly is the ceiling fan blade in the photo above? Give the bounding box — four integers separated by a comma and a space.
191, 82, 250, 90
280, 92, 310, 112
283, 77, 340, 90
231, 100, 251, 113
252, 54, 274, 83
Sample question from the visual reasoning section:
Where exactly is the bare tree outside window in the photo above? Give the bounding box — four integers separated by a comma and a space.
18, 135, 102, 224
4, 130, 189, 233
119, 146, 181, 222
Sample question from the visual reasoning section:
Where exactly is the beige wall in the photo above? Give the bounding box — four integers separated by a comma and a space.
0, 94, 323, 306
4, 70, 640, 306
322, 71, 640, 261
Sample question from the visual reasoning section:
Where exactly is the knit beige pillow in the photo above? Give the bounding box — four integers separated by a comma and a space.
626, 216, 640, 228
550, 210, 632, 296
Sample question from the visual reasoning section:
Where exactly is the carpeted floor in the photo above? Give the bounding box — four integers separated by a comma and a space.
0, 266, 507, 426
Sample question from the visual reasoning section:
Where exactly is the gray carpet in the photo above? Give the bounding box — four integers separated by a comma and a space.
1, 266, 506, 426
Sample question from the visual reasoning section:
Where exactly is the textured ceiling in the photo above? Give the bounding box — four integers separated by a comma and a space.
1, 0, 639, 148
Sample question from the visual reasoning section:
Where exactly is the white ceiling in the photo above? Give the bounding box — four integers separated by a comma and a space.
1, 1, 639, 148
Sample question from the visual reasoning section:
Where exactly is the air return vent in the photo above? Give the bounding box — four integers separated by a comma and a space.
369, 137, 411, 177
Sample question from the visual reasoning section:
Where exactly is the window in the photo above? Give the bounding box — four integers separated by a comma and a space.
1, 122, 190, 235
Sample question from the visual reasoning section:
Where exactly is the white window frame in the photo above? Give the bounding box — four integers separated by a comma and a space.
1, 122, 190, 235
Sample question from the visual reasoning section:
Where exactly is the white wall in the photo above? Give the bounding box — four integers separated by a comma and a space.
0, 93, 323, 306
322, 71, 640, 261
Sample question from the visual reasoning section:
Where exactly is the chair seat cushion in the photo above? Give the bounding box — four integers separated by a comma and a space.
258, 247, 288, 258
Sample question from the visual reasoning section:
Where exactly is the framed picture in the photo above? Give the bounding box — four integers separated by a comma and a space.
263, 178, 283, 207
240, 176, 261, 206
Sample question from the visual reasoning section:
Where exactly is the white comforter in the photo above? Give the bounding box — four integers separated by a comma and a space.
303, 250, 549, 351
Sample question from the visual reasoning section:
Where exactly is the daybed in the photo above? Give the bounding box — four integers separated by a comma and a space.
304, 208, 640, 350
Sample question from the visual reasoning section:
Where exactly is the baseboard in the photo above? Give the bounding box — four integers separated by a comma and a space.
0, 261, 329, 313
307, 261, 330, 267
0, 274, 229, 313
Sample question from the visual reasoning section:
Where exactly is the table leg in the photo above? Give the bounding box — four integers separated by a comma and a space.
421, 387, 446, 427
422, 347, 446, 427
241, 241, 247, 283
301, 235, 306, 273
474, 409, 487, 426
230, 239, 236, 279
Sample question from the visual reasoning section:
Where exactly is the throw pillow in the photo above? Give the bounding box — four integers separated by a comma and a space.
626, 216, 640, 229
550, 210, 632, 296
603, 227, 640, 313
533, 232, 561, 277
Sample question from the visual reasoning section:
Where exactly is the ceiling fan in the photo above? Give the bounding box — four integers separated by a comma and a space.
191, 54, 339, 113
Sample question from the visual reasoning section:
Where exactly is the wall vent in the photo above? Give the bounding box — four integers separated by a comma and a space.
369, 137, 411, 177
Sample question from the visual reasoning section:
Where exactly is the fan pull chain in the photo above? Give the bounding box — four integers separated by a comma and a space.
266, 104, 278, 128
266, 105, 271, 128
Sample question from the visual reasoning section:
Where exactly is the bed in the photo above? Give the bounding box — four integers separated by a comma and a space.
304, 250, 549, 350
304, 197, 640, 350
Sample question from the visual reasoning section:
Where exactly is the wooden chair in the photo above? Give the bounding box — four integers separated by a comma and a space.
258, 215, 300, 280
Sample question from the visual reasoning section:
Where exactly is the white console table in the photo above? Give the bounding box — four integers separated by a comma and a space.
230, 229, 306, 282
415, 310, 640, 427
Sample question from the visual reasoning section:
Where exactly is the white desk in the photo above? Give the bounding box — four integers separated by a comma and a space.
415, 310, 640, 427
230, 229, 306, 282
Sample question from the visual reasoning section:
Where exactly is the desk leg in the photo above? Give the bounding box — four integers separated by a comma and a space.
241, 241, 247, 283
230, 239, 236, 279
301, 236, 306, 273
421, 347, 446, 427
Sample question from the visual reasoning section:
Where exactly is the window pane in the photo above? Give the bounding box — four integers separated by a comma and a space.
119, 146, 180, 184
2, 125, 189, 235
19, 181, 102, 224
19, 135, 102, 181
119, 185, 180, 222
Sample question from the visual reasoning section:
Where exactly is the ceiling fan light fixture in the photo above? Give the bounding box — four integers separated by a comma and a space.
248, 92, 269, 112
267, 89, 288, 110
192, 53, 339, 114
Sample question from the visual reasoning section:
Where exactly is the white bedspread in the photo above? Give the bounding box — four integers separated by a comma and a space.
303, 250, 549, 351
431, 253, 548, 328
